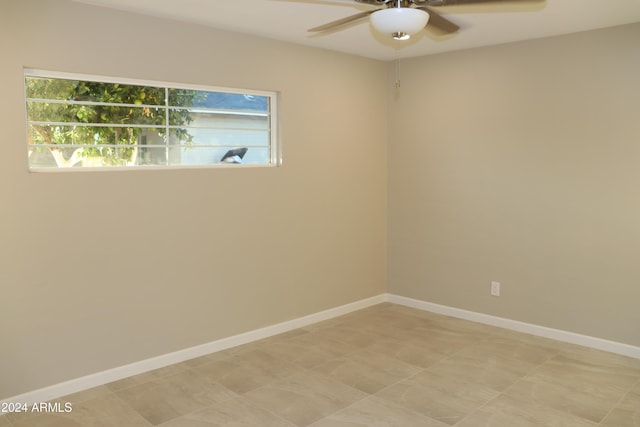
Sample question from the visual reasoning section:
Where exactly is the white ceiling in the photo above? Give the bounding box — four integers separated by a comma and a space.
73, 0, 640, 61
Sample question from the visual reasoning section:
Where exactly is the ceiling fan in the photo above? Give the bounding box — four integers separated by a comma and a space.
308, 0, 542, 41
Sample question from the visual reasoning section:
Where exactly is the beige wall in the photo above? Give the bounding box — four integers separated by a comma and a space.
0, 0, 387, 399
388, 23, 640, 347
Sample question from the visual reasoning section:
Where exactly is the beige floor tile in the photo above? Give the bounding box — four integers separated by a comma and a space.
471, 336, 559, 365
10, 394, 152, 427
5, 389, 113, 425
618, 385, 640, 410
305, 323, 387, 349
6, 389, 121, 425
4, 405, 38, 425
303, 305, 410, 333
115, 369, 237, 425
181, 345, 249, 369
599, 386, 640, 427
365, 337, 449, 369
527, 354, 639, 398
157, 396, 295, 427
243, 371, 367, 426
455, 394, 598, 427
332, 305, 433, 336
425, 347, 537, 392
375, 369, 499, 425
309, 395, 449, 427
495, 330, 582, 355
106, 362, 192, 392
260, 332, 359, 369
428, 314, 504, 337
55, 385, 114, 405
503, 376, 616, 423
600, 408, 640, 427
311, 349, 422, 394
396, 324, 482, 357
229, 329, 312, 357
558, 346, 640, 372
192, 349, 301, 394
182, 354, 221, 369
67, 393, 153, 426
9, 413, 83, 427
157, 419, 214, 427
5, 403, 70, 426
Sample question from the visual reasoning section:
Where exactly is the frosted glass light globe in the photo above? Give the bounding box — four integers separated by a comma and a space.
370, 8, 429, 40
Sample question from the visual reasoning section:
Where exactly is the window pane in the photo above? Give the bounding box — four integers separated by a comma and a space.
25, 70, 277, 170
168, 89, 268, 112
28, 125, 165, 168
29, 124, 157, 146
26, 77, 165, 105
25, 77, 76, 100
27, 102, 166, 126
138, 129, 167, 166
168, 128, 268, 148
137, 146, 167, 166
169, 109, 268, 129
240, 148, 270, 165
168, 146, 269, 165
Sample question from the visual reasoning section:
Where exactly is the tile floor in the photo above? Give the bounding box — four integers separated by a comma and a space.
3, 303, 640, 426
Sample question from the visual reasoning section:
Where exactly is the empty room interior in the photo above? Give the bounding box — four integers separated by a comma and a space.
1, 0, 639, 425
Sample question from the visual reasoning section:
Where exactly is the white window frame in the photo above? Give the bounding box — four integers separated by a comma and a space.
24, 68, 281, 171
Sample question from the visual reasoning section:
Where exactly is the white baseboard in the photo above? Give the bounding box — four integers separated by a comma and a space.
0, 294, 387, 406
387, 294, 640, 360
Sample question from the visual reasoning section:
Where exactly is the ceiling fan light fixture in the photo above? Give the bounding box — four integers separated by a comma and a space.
370, 8, 429, 40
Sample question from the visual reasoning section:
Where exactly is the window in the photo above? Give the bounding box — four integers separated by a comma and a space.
24, 69, 279, 170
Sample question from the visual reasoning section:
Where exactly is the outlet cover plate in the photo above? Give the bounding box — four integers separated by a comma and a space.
491, 281, 501, 297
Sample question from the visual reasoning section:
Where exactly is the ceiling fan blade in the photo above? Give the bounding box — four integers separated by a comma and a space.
273, 0, 364, 6
425, 0, 543, 5
354, 0, 388, 4
308, 9, 378, 32
419, 6, 460, 33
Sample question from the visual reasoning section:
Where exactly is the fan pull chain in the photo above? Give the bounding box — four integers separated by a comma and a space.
395, 59, 401, 89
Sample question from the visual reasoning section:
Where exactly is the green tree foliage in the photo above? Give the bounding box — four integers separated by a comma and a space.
26, 77, 201, 167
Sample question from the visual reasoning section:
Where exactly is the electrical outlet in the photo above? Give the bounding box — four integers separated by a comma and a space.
491, 281, 501, 297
